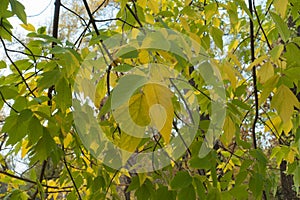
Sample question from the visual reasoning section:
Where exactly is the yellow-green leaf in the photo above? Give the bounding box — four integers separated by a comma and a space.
259, 75, 279, 105
143, 83, 174, 144
148, 0, 159, 14
94, 76, 106, 108
129, 92, 151, 126
270, 44, 284, 61
257, 62, 274, 84
270, 12, 290, 43
117, 132, 143, 165
0, 60, 6, 69
271, 85, 299, 123
273, 0, 288, 17
247, 55, 268, 70
221, 115, 236, 146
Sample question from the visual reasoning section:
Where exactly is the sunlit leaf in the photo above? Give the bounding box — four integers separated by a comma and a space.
20, 23, 35, 32
143, 83, 174, 144
271, 85, 299, 122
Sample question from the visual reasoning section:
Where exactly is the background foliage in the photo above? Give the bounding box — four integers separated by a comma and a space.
0, 0, 300, 199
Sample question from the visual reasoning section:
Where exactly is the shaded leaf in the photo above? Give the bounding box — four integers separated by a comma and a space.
170, 171, 192, 189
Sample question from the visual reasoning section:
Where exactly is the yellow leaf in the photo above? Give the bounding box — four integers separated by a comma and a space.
137, 0, 147, 8
63, 133, 73, 147
94, 76, 106, 108
20, 23, 35, 32
118, 132, 142, 152
221, 116, 235, 146
138, 50, 150, 64
271, 85, 300, 123
265, 115, 282, 135
228, 53, 241, 68
143, 83, 174, 144
21, 139, 30, 158
180, 17, 190, 32
148, 0, 159, 14
247, 55, 268, 70
223, 62, 237, 88
257, 62, 274, 84
286, 148, 295, 163
145, 14, 155, 24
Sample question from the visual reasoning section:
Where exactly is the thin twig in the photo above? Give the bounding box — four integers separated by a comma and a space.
0, 170, 73, 189
248, 0, 258, 149
0, 91, 19, 113
63, 145, 82, 200
0, 38, 36, 98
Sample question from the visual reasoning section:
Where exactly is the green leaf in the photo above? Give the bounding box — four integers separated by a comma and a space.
232, 99, 251, 110
0, 86, 18, 99
153, 186, 175, 200
229, 185, 248, 199
189, 156, 212, 170
0, 0, 9, 15
235, 171, 248, 185
207, 188, 221, 200
249, 173, 263, 199
193, 175, 206, 199
178, 184, 196, 200
293, 166, 300, 194
116, 46, 139, 59
210, 26, 223, 50
3, 109, 32, 145
113, 64, 134, 72
38, 69, 61, 90
55, 77, 72, 111
28, 116, 43, 145
285, 67, 300, 80
9, 0, 27, 24
0, 19, 13, 41
126, 176, 140, 192
270, 12, 290, 43
5, 189, 29, 200
135, 179, 153, 200
10, 59, 32, 72
32, 128, 58, 161
235, 0, 253, 21
170, 171, 192, 189
0, 60, 6, 69
12, 96, 28, 111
